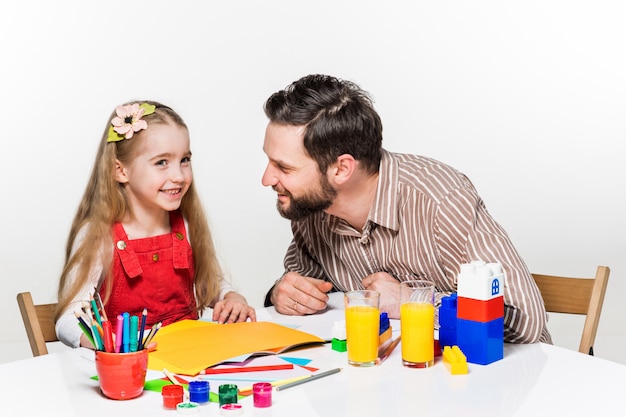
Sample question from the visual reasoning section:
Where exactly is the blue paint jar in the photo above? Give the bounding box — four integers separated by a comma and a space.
188, 380, 210, 404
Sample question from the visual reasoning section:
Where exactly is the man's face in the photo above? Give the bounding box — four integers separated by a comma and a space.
261, 122, 336, 220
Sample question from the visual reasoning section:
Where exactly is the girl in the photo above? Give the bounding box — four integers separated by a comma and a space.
55, 101, 256, 348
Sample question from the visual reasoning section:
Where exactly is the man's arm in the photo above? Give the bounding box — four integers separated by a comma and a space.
435, 187, 550, 344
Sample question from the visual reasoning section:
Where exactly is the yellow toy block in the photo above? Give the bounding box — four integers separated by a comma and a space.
443, 345, 469, 375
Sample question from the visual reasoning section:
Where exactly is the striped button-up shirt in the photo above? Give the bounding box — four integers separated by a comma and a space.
282, 150, 551, 344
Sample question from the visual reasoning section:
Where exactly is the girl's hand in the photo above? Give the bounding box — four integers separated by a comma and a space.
212, 292, 257, 324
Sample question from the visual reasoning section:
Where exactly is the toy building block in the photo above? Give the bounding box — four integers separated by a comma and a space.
438, 293, 458, 348
457, 295, 503, 322
457, 261, 505, 301
442, 345, 468, 375
331, 320, 347, 352
456, 317, 504, 365
379, 312, 392, 346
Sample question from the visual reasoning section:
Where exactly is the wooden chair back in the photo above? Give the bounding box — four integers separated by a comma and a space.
532, 266, 610, 355
16, 292, 59, 357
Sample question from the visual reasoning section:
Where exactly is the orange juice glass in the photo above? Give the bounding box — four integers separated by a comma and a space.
400, 281, 435, 368
344, 290, 380, 367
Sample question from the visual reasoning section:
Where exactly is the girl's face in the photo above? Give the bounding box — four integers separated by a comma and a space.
115, 122, 193, 220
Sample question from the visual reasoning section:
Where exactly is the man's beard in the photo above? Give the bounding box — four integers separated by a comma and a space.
276, 176, 337, 221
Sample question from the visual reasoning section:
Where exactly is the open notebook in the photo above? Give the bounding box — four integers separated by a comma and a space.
148, 320, 325, 375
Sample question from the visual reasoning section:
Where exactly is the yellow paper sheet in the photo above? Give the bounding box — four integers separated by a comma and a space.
147, 320, 324, 375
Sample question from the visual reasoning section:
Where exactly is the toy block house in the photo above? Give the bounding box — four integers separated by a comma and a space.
455, 261, 505, 365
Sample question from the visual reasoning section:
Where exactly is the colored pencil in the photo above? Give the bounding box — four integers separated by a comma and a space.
137, 308, 147, 350
376, 335, 401, 365
93, 289, 108, 322
91, 319, 104, 351
74, 311, 90, 332
90, 294, 102, 327
238, 374, 311, 396
274, 368, 342, 391
76, 321, 95, 347
143, 321, 162, 347
201, 364, 294, 375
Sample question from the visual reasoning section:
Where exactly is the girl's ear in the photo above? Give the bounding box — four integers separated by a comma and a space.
115, 160, 129, 184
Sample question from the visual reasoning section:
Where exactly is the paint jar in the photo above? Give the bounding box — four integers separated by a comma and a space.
253, 382, 272, 408
218, 384, 238, 406
176, 402, 200, 415
189, 380, 210, 404
162, 384, 184, 409
220, 403, 244, 416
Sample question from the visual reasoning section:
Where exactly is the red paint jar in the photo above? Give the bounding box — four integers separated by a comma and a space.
162, 384, 184, 409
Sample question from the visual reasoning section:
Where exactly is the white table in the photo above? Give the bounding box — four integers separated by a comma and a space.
2, 294, 624, 417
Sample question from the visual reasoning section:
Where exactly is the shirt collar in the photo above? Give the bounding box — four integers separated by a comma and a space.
367, 149, 400, 231
321, 149, 399, 234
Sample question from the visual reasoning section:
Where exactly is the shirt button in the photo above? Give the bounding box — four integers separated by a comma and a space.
116, 241, 127, 250
176, 232, 184, 240
152, 254, 159, 262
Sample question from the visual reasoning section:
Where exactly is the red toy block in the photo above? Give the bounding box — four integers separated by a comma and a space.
457, 296, 503, 322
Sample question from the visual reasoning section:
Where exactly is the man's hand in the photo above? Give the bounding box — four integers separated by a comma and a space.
271, 272, 333, 315
361, 272, 402, 318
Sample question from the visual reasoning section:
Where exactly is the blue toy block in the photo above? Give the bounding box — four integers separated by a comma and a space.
438, 293, 458, 348
456, 317, 504, 365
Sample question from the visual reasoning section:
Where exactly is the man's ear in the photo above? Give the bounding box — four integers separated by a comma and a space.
331, 154, 356, 185
115, 160, 129, 184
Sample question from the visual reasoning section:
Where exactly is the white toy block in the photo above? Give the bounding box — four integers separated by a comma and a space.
457, 261, 505, 300
332, 320, 347, 340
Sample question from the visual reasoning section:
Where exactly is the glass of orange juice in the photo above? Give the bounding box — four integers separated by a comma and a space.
400, 280, 435, 368
344, 290, 380, 367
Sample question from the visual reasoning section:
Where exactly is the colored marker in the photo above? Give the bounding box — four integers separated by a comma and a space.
115, 314, 124, 353
102, 320, 114, 353
129, 315, 139, 352
122, 312, 130, 353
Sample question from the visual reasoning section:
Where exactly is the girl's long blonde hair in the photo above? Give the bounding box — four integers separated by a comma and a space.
55, 101, 221, 321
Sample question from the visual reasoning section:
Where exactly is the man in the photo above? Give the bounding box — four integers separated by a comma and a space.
261, 74, 550, 344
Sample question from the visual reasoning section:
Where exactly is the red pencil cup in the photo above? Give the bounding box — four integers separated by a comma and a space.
95, 349, 148, 400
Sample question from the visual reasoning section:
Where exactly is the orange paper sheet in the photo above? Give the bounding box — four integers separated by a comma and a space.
147, 320, 324, 375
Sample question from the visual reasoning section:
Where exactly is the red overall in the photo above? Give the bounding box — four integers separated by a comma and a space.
104, 210, 198, 332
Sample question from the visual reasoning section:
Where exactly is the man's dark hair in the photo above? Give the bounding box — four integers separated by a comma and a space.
264, 74, 383, 174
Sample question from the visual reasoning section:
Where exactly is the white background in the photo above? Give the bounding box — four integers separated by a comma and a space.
1, 1, 624, 364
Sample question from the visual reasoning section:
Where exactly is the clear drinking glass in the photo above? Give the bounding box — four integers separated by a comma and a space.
400, 280, 435, 368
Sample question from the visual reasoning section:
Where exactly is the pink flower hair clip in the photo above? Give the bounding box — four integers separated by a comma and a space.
107, 103, 156, 142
